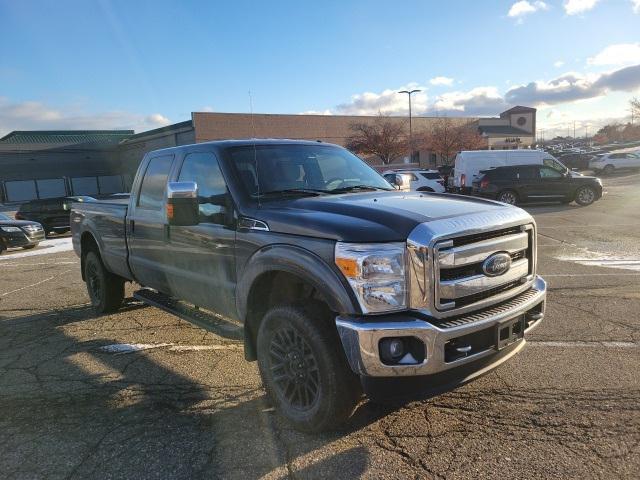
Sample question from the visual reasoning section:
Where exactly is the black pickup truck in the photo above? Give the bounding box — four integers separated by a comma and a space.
71, 139, 546, 432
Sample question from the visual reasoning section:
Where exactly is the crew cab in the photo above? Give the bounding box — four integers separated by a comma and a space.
71, 139, 547, 432
472, 164, 603, 206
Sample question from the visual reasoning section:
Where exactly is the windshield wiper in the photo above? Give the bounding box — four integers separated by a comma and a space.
330, 185, 394, 194
257, 188, 329, 198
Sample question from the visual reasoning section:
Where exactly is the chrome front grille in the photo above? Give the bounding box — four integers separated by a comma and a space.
434, 225, 534, 312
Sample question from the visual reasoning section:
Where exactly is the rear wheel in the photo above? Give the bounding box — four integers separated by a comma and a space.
257, 304, 361, 432
497, 190, 518, 205
575, 186, 596, 206
22, 244, 37, 250
84, 251, 124, 313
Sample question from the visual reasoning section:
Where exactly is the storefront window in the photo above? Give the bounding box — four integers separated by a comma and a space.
37, 178, 67, 199
5, 180, 38, 202
71, 177, 99, 195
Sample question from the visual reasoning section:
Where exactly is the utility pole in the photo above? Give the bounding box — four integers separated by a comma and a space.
398, 89, 421, 161
573, 121, 576, 139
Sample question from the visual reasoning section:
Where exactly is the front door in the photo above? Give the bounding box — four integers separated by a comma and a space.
165, 151, 237, 318
536, 166, 572, 199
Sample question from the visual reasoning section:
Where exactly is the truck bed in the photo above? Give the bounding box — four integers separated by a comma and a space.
71, 199, 133, 281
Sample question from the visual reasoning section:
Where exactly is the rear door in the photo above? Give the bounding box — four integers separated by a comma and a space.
127, 153, 175, 293
165, 150, 237, 317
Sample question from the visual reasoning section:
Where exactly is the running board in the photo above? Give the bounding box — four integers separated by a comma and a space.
133, 289, 243, 340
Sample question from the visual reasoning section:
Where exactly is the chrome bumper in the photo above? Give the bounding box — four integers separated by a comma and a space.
336, 275, 546, 377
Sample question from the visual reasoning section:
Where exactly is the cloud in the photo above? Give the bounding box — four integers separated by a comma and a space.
334, 84, 428, 115
554, 60, 565, 68
508, 1, 549, 18
432, 87, 508, 116
430, 76, 454, 86
0, 97, 170, 137
505, 64, 640, 106
563, 0, 599, 15
587, 43, 640, 66
633, 0, 640, 13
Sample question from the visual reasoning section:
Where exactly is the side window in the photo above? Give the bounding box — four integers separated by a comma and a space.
178, 152, 227, 224
518, 167, 537, 180
138, 155, 174, 210
539, 167, 563, 178
543, 158, 565, 172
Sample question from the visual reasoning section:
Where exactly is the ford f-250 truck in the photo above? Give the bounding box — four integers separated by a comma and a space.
71, 139, 546, 432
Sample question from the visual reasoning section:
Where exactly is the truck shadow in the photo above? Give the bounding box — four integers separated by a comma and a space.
0, 302, 378, 479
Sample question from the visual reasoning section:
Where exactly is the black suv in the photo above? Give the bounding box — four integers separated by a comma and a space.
15, 196, 95, 236
472, 164, 603, 206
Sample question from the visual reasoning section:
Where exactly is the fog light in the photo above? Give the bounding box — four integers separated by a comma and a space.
380, 338, 405, 363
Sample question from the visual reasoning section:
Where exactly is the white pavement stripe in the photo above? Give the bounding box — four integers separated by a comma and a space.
538, 224, 639, 229
543, 273, 640, 277
97, 343, 242, 354
0, 268, 73, 297
529, 341, 638, 348
0, 261, 79, 267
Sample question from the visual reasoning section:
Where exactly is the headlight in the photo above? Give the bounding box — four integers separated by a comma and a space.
335, 242, 406, 313
1, 226, 22, 233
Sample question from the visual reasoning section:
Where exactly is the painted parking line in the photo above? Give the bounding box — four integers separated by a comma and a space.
97, 343, 243, 354
529, 341, 638, 348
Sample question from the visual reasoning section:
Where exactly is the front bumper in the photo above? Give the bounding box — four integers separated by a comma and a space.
336, 275, 546, 377
1, 230, 44, 248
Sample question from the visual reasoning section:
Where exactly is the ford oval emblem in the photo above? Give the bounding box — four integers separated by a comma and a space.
482, 252, 512, 277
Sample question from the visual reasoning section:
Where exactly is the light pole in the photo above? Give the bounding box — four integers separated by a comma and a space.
398, 89, 421, 161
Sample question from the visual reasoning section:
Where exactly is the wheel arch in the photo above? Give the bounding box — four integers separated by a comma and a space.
237, 245, 360, 361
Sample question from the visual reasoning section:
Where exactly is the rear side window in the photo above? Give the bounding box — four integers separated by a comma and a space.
517, 167, 538, 180
420, 172, 441, 180
138, 155, 174, 210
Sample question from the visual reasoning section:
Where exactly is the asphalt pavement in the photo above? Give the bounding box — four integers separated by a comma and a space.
1, 173, 639, 479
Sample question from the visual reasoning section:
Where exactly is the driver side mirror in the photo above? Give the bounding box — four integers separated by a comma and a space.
167, 181, 199, 226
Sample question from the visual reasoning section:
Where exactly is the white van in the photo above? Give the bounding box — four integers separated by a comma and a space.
449, 150, 568, 193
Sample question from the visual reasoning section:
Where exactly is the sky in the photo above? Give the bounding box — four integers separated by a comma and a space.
1, 0, 639, 138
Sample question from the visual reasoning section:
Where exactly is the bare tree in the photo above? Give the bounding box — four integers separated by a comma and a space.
346, 114, 407, 164
419, 118, 486, 165
631, 97, 640, 124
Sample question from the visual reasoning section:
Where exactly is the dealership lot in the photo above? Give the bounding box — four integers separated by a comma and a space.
1, 174, 639, 479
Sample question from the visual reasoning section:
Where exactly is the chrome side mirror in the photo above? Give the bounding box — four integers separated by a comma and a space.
167, 181, 199, 226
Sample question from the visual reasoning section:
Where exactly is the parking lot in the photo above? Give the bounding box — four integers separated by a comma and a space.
1, 173, 639, 480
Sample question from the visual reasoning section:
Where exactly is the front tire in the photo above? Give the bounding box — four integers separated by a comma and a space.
257, 305, 361, 432
22, 244, 37, 249
575, 186, 597, 206
84, 251, 124, 313
497, 190, 519, 205
603, 164, 614, 175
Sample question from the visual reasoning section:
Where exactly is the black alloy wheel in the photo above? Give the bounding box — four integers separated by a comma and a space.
269, 327, 320, 411
497, 190, 518, 205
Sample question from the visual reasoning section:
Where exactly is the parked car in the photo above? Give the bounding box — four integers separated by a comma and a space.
588, 151, 640, 175
557, 153, 592, 170
472, 164, 603, 206
15, 196, 95, 236
382, 169, 445, 192
450, 150, 568, 194
0, 212, 45, 254
72, 139, 546, 432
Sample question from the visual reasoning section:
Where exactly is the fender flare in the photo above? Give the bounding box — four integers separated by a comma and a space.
236, 244, 360, 321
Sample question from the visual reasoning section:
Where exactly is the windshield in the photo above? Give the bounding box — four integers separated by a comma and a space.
0, 213, 10, 221
226, 144, 393, 197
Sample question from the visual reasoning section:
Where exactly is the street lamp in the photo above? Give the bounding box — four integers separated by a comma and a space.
398, 89, 421, 161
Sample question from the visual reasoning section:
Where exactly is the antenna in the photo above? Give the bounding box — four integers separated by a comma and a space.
249, 90, 261, 208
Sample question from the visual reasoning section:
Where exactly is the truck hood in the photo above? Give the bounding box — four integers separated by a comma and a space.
254, 192, 519, 242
